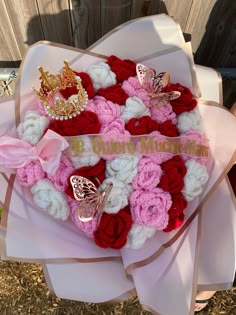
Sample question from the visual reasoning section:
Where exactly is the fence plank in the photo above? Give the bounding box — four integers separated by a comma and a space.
131, 0, 162, 19
185, 0, 216, 53
36, 0, 73, 46
2, 0, 43, 58
195, 0, 236, 67
163, 0, 193, 31
0, 2, 22, 66
101, 0, 132, 35
70, 0, 102, 49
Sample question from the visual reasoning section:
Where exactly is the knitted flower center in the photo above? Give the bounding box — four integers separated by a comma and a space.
149, 206, 158, 215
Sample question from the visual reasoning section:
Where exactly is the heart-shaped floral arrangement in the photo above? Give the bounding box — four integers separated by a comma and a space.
6, 55, 210, 250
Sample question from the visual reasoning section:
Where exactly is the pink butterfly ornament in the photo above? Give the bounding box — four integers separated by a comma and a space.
70, 175, 113, 222
136, 63, 181, 107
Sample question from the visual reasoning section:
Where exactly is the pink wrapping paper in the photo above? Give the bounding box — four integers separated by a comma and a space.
0, 14, 236, 315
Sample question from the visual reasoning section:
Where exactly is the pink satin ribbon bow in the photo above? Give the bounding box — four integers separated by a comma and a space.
0, 130, 69, 174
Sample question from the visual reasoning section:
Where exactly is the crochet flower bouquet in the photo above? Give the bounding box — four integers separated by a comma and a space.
1, 15, 236, 315
0, 53, 210, 250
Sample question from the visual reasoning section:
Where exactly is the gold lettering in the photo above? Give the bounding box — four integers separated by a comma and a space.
126, 141, 136, 154
71, 138, 84, 155
158, 141, 168, 152
140, 137, 154, 153
92, 137, 102, 154
196, 145, 209, 157
111, 141, 125, 154
101, 141, 112, 155
185, 140, 197, 156
154, 140, 159, 152
173, 141, 182, 154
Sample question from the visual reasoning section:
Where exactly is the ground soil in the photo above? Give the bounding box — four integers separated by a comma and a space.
0, 261, 235, 315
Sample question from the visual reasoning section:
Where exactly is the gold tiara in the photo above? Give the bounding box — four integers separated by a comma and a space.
33, 61, 88, 120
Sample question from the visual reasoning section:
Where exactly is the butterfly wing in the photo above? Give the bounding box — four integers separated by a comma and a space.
77, 200, 98, 222
136, 63, 156, 91
79, 181, 113, 223
150, 91, 181, 108
70, 175, 113, 222
157, 91, 181, 102
70, 175, 97, 201
136, 64, 170, 96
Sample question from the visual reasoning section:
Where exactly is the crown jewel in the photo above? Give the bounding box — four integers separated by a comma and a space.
33, 61, 88, 120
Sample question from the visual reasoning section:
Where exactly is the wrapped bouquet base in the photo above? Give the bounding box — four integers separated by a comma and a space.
0, 15, 236, 315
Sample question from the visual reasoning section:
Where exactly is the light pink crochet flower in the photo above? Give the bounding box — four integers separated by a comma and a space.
86, 96, 120, 126
122, 77, 150, 106
100, 119, 131, 160
150, 103, 177, 124
132, 158, 162, 190
16, 161, 46, 187
47, 157, 75, 192
101, 118, 128, 135
130, 188, 172, 229
69, 200, 99, 237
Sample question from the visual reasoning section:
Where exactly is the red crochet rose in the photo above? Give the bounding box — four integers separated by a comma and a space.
168, 193, 187, 218
159, 120, 179, 137
48, 110, 101, 136
159, 156, 187, 193
65, 160, 106, 199
163, 213, 185, 232
97, 84, 129, 105
161, 156, 187, 177
59, 71, 95, 100
59, 86, 78, 100
74, 71, 95, 99
159, 169, 184, 193
165, 83, 197, 114
94, 206, 132, 249
125, 116, 159, 135
107, 55, 136, 83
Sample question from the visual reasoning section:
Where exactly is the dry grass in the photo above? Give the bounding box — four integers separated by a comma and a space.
0, 261, 235, 315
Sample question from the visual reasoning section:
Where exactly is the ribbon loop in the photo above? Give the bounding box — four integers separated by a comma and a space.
0, 130, 69, 174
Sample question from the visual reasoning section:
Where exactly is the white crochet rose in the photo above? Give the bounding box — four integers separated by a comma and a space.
71, 155, 100, 169
85, 62, 116, 91
70, 136, 100, 168
125, 224, 156, 249
120, 96, 151, 123
106, 156, 139, 184
182, 159, 209, 201
101, 177, 132, 214
17, 110, 50, 145
31, 179, 70, 220
177, 108, 203, 134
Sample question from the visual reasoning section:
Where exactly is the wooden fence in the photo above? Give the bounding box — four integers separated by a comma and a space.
0, 0, 235, 68
0, 0, 236, 67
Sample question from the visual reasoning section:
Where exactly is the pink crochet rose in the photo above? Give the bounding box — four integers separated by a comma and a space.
86, 96, 120, 126
130, 188, 172, 229
150, 103, 177, 124
16, 161, 46, 187
47, 157, 75, 192
101, 118, 128, 135
69, 200, 99, 237
132, 157, 162, 190
122, 77, 150, 106
98, 119, 131, 160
